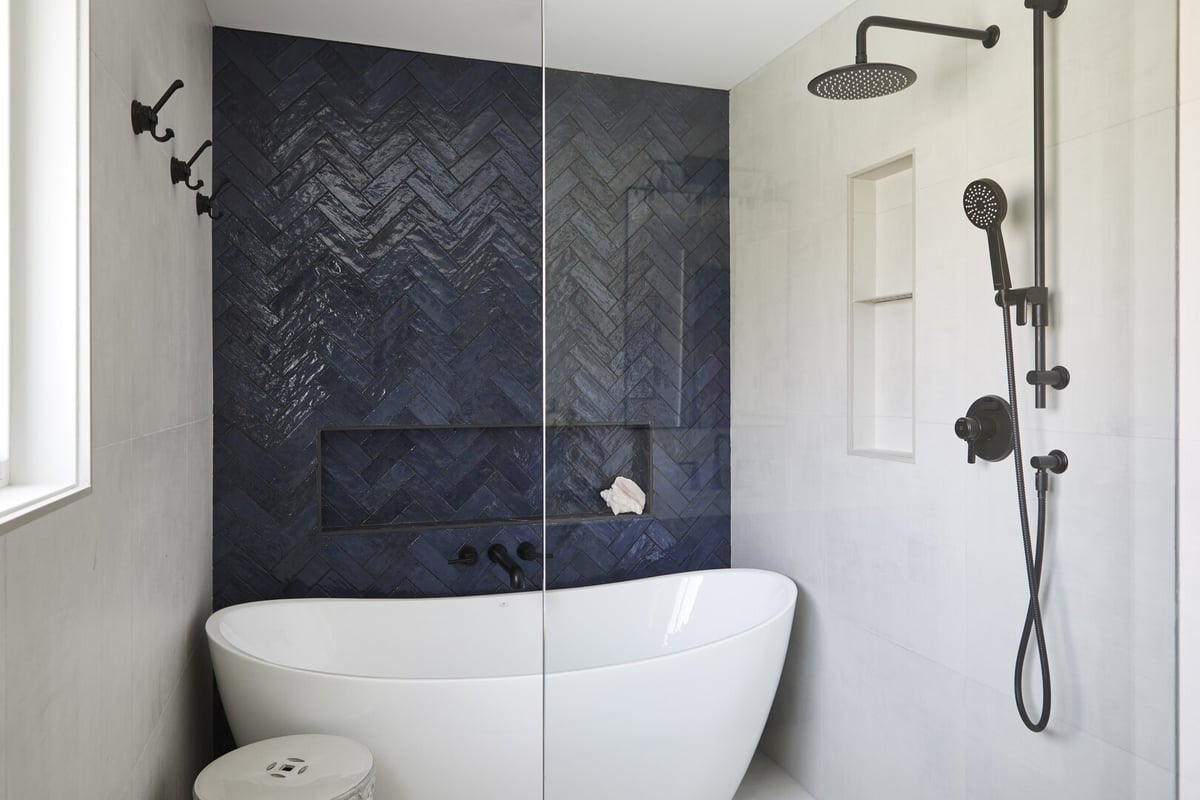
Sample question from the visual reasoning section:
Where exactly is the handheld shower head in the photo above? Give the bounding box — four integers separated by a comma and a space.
963, 179, 1012, 292
964, 178, 1008, 229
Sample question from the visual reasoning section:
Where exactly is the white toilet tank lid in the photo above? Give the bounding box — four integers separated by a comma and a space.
194, 734, 375, 800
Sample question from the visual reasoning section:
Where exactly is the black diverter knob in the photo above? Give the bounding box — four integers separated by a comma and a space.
954, 395, 1015, 465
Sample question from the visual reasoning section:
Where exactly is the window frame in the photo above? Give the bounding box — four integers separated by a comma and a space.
0, 0, 91, 531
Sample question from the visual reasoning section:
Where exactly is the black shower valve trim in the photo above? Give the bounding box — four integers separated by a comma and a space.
954, 395, 1014, 465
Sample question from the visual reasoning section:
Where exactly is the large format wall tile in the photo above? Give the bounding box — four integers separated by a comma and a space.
2, 0, 214, 794
731, 0, 1177, 796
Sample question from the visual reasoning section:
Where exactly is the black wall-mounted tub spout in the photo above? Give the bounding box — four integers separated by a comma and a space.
487, 544, 526, 590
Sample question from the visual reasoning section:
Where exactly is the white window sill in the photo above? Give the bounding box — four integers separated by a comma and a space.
0, 482, 91, 535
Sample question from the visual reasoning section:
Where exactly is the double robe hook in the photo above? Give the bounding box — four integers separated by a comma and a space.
172, 140, 212, 190
131, 79, 184, 142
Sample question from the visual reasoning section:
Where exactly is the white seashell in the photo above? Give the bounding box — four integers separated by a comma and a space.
600, 476, 646, 515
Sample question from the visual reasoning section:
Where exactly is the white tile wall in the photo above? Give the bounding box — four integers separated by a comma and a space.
0, 0, 213, 797
1179, 1, 1200, 796
0, 535, 6, 796
730, 0, 1178, 796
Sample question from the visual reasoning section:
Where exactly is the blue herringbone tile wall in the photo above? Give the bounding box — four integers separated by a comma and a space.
212, 29, 730, 609
544, 71, 731, 588
213, 28, 543, 606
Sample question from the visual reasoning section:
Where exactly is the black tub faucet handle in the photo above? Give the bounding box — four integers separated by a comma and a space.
516, 542, 553, 562
447, 546, 478, 567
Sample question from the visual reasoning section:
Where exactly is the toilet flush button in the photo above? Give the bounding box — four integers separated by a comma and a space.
193, 734, 374, 800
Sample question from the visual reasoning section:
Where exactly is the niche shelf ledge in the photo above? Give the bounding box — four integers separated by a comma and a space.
848, 153, 916, 460
855, 292, 914, 305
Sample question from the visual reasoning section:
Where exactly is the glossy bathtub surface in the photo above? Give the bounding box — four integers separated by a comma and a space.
214, 593, 544, 679
545, 569, 796, 671
208, 569, 797, 800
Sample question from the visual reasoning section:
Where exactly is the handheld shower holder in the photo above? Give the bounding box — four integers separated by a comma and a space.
994, 285, 1046, 327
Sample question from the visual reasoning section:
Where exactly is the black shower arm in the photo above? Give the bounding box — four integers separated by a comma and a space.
855, 17, 1000, 64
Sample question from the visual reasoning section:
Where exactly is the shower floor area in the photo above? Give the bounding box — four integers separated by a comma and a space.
735, 753, 815, 800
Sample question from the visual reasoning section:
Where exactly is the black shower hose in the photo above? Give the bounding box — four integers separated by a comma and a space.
999, 295, 1052, 732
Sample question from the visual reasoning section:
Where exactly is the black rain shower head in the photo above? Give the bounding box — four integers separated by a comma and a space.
808, 63, 917, 101
808, 17, 999, 100
963, 178, 1013, 293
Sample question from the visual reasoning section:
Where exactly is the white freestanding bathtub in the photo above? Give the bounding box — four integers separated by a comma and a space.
207, 568, 797, 800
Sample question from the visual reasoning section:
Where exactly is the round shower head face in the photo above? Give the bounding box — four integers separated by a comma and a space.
807, 62, 917, 100
963, 178, 1008, 229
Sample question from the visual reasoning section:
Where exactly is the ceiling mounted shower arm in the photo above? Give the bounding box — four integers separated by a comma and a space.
854, 16, 1001, 64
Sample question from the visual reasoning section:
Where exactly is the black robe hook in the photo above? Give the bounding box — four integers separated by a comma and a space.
197, 179, 229, 220
131, 79, 184, 142
171, 139, 212, 190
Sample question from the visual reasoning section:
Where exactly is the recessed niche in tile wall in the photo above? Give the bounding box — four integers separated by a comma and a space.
848, 154, 915, 460
317, 423, 654, 535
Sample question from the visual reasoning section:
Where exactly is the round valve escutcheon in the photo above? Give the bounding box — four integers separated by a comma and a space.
954, 394, 1014, 464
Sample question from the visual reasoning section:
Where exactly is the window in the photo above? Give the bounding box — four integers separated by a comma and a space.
0, 0, 90, 528
0, 0, 9, 489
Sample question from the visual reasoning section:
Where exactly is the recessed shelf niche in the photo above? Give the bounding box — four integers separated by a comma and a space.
849, 154, 915, 460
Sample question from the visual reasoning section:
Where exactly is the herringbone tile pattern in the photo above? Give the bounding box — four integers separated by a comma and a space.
212, 32, 730, 607
213, 29, 543, 607
319, 423, 652, 532
544, 71, 731, 587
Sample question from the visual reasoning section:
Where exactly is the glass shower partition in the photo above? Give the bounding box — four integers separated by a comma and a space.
541, 65, 734, 798
540, 0, 1180, 798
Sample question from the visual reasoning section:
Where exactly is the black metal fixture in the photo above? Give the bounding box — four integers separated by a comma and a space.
487, 544, 526, 590
196, 180, 229, 219
964, 178, 1070, 396
962, 179, 1013, 292
960, 175, 1070, 734
808, 16, 999, 100
131, 79, 184, 142
447, 546, 478, 567
171, 139, 212, 191
1026, 0, 1068, 408
954, 395, 1014, 464
516, 542, 553, 563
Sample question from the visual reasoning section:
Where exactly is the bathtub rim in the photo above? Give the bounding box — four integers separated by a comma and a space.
207, 567, 797, 683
